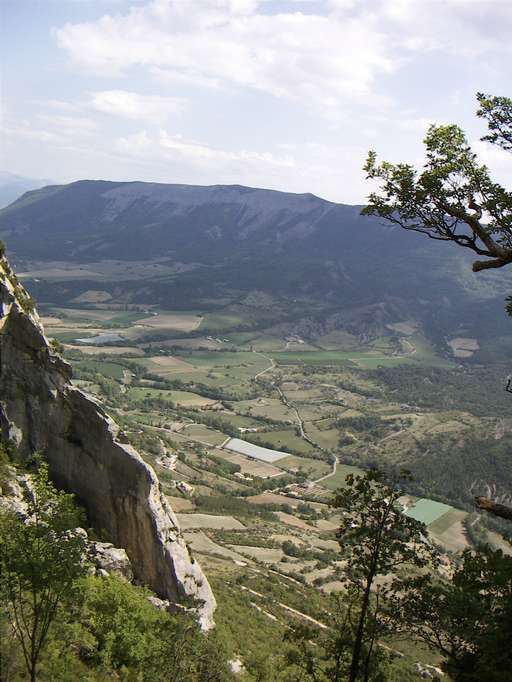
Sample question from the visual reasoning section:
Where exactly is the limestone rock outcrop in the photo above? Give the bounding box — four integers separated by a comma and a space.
0, 256, 215, 629
89, 541, 134, 581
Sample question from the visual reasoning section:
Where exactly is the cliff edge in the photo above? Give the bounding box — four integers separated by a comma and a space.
0, 254, 216, 629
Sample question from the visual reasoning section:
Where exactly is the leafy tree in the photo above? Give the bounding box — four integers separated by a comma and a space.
332, 469, 436, 682
364, 93, 512, 274
71, 575, 231, 681
285, 595, 390, 682
0, 463, 88, 682
364, 92, 512, 521
387, 547, 512, 681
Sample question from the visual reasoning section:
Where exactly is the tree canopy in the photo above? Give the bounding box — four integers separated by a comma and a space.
387, 547, 512, 681
0, 463, 87, 682
364, 94, 512, 273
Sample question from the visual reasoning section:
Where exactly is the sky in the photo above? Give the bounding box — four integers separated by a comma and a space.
1, 0, 511, 204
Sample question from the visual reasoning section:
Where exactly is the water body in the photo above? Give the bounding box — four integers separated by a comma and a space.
75, 333, 125, 345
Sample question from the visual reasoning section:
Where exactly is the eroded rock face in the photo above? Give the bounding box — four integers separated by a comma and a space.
89, 541, 133, 581
0, 257, 215, 629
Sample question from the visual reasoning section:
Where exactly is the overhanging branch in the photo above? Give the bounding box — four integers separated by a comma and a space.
475, 497, 512, 521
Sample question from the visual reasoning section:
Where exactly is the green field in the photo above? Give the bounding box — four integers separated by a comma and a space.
74, 359, 126, 379
428, 509, 465, 534
248, 429, 316, 455
269, 335, 454, 369
407, 335, 455, 369
278, 455, 332, 478
318, 463, 365, 491
304, 423, 341, 449
404, 498, 454, 525
199, 312, 247, 332
180, 424, 227, 445
271, 350, 358, 366
128, 387, 215, 406
174, 350, 262, 366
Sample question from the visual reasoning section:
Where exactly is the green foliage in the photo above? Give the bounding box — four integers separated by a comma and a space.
15, 286, 36, 314
66, 576, 231, 681
477, 93, 512, 152
331, 470, 437, 682
48, 337, 64, 355
336, 414, 389, 440
203, 453, 241, 476
0, 464, 88, 681
364, 92, 512, 278
367, 364, 511, 417
393, 432, 512, 514
285, 594, 391, 682
0, 439, 15, 490
195, 494, 278, 520
0, 465, 232, 681
390, 547, 512, 681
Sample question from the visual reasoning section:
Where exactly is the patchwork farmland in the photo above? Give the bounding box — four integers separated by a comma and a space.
224, 438, 289, 463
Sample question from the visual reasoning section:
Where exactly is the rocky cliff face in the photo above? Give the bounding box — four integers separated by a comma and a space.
0, 254, 216, 629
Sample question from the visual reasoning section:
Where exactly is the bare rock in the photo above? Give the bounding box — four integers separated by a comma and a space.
89, 541, 133, 581
147, 595, 171, 610
0, 257, 216, 629
415, 662, 443, 679
0, 472, 30, 515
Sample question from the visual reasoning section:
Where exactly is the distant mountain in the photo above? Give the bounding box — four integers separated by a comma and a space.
0, 180, 510, 346
0, 172, 51, 209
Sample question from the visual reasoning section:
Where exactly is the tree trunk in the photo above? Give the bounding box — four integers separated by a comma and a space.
362, 600, 379, 682
348, 580, 373, 682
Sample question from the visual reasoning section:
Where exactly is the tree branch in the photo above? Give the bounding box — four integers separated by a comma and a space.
475, 496, 512, 521
472, 256, 512, 272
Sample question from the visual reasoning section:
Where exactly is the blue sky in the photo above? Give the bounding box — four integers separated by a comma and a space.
1, 0, 511, 203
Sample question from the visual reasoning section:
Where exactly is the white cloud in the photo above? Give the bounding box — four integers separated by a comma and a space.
55, 0, 398, 118
114, 130, 153, 154
111, 128, 370, 202
1, 122, 61, 144
44, 99, 83, 113
55, 0, 512, 122
38, 113, 98, 134
90, 90, 185, 122
5, 0, 510, 202
116, 128, 296, 168
374, 0, 512, 57
472, 139, 512, 189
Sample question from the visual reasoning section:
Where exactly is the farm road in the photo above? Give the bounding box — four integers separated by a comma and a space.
252, 351, 275, 379
313, 455, 338, 483
251, 350, 338, 484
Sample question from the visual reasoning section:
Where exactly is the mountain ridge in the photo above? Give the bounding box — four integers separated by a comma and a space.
1, 179, 511, 348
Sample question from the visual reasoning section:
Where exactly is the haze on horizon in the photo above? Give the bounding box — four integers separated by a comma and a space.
1, 0, 511, 204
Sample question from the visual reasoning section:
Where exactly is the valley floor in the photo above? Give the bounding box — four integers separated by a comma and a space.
34, 299, 512, 679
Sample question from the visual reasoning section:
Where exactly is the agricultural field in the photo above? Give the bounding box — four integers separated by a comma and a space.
246, 429, 317, 456
66, 344, 144, 356
270, 334, 454, 370
180, 424, 227, 445
33, 293, 510, 644
278, 455, 332, 479
132, 312, 202, 332
176, 514, 245, 530
210, 448, 284, 478
316, 463, 365, 491
224, 438, 289, 463
128, 387, 218, 407
404, 498, 455, 525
